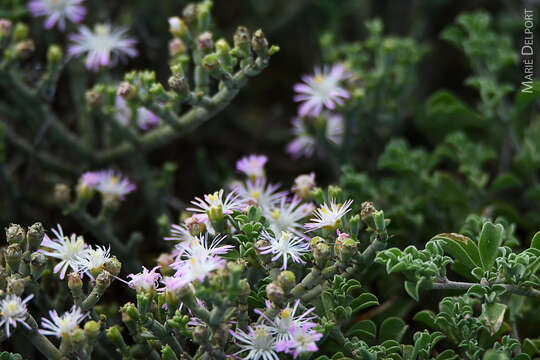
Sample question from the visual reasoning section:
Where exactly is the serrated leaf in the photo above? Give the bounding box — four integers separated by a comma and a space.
479, 222, 504, 270
379, 317, 408, 342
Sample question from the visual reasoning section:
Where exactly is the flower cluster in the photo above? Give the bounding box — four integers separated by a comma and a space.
287, 64, 349, 158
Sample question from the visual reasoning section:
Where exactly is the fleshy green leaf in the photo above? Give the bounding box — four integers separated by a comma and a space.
479, 222, 504, 270
379, 317, 408, 342
481, 302, 507, 335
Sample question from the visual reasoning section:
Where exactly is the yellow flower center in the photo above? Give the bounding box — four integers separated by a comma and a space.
272, 209, 280, 220
314, 75, 324, 83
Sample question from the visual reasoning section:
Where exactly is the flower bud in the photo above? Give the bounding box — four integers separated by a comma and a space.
197, 31, 213, 53
266, 282, 284, 304
215, 38, 231, 53
292, 173, 316, 199
157, 253, 174, 276
95, 270, 113, 291
106, 326, 126, 349
15, 39, 35, 60
85, 88, 102, 107
309, 236, 325, 249
4, 243, 22, 270
161, 344, 179, 360
71, 328, 86, 346
310, 187, 324, 203
334, 233, 357, 263
192, 325, 210, 345
68, 272, 83, 291
121, 302, 139, 321
47, 44, 63, 65
0, 19, 13, 36
201, 53, 220, 72
84, 320, 101, 339
182, 3, 198, 25
328, 185, 343, 201
168, 17, 188, 39
117, 81, 137, 100
277, 271, 296, 292
27, 222, 44, 251
6, 223, 25, 245
168, 38, 187, 56
373, 210, 385, 232
13, 23, 28, 41
234, 26, 250, 49
7, 276, 25, 296
104, 256, 122, 277
360, 202, 377, 222
251, 29, 268, 58
30, 252, 47, 280
54, 183, 71, 205
168, 73, 189, 95
313, 242, 330, 268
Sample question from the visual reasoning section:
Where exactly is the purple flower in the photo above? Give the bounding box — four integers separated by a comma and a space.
68, 24, 137, 71
29, 0, 86, 31
127, 266, 161, 293
293, 64, 350, 117
115, 95, 161, 131
286, 118, 316, 159
94, 170, 136, 200
275, 324, 322, 358
236, 154, 268, 180
79, 171, 101, 188
233, 178, 287, 211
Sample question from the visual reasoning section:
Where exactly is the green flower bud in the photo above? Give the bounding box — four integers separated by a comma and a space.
310, 187, 324, 203
4, 243, 22, 271
121, 303, 139, 321
136, 292, 152, 315
161, 344, 179, 360
196, 0, 212, 29
84, 321, 101, 339
13, 23, 28, 42
277, 271, 296, 292
251, 29, 268, 58
328, 185, 343, 201
95, 270, 113, 291
71, 328, 86, 346
105, 326, 126, 349
47, 44, 63, 65
313, 242, 330, 268
373, 210, 385, 232
68, 273, 83, 292
309, 236, 325, 249
6, 223, 25, 245
202, 53, 220, 73
334, 234, 357, 263
234, 26, 250, 48
54, 183, 71, 205
30, 252, 47, 280
27, 222, 45, 250
215, 38, 231, 53
213, 323, 230, 346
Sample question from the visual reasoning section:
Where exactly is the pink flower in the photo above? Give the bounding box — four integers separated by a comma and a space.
293, 64, 350, 117
29, 0, 86, 31
236, 154, 268, 179
275, 324, 322, 358
127, 266, 161, 293
68, 24, 137, 71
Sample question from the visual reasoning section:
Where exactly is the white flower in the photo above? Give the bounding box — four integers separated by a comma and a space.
40, 224, 88, 279
95, 170, 136, 200
39, 306, 88, 338
325, 114, 344, 145
0, 294, 33, 338
68, 24, 137, 71
236, 154, 268, 180
187, 189, 243, 215
265, 196, 314, 236
256, 300, 317, 343
127, 266, 161, 293
258, 231, 309, 270
292, 173, 316, 199
305, 199, 353, 232
233, 178, 286, 211
75, 245, 111, 275
230, 325, 279, 360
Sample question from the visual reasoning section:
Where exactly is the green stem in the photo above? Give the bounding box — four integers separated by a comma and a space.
26, 315, 63, 360
430, 280, 540, 299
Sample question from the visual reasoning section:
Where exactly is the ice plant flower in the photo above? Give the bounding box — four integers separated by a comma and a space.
95, 170, 136, 200
127, 266, 161, 293
230, 325, 279, 360
276, 325, 322, 358
292, 173, 316, 199
39, 306, 88, 338
165, 223, 198, 244
28, 0, 86, 31
75, 245, 111, 276
115, 96, 161, 130
286, 118, 316, 159
188, 189, 243, 218
305, 199, 353, 232
259, 230, 309, 270
40, 225, 88, 279
256, 300, 317, 343
236, 154, 268, 180
325, 113, 344, 145
68, 24, 137, 71
175, 234, 234, 260
293, 64, 350, 117
233, 178, 286, 211
265, 196, 314, 236
0, 294, 33, 338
